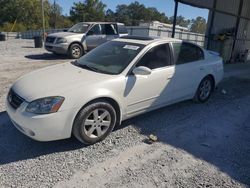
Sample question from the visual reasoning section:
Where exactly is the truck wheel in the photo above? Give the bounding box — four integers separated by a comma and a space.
69, 43, 83, 59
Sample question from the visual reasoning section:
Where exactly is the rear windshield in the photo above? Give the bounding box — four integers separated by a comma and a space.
118, 25, 128, 34
76, 41, 145, 74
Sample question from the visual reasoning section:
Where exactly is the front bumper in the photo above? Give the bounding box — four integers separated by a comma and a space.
45, 43, 69, 54
6, 99, 76, 142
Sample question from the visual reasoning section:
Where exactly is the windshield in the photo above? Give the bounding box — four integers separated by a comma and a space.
68, 23, 90, 33
76, 41, 145, 74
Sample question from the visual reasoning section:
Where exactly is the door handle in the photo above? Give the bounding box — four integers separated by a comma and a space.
200, 67, 204, 70
167, 77, 172, 80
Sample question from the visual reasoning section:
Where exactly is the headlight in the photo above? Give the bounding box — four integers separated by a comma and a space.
26, 96, 65, 114
56, 38, 67, 44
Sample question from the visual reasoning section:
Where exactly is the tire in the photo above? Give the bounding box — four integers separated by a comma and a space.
69, 43, 83, 59
73, 101, 117, 145
195, 76, 214, 103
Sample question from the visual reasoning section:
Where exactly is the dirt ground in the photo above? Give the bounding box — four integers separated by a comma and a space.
0, 39, 250, 188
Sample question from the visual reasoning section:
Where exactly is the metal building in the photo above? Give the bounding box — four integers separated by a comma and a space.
172, 0, 250, 62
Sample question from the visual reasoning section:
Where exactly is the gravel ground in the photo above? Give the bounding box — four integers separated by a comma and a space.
0, 39, 250, 188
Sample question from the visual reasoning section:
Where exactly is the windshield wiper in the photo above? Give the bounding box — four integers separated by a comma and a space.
73, 61, 102, 73
72, 60, 112, 74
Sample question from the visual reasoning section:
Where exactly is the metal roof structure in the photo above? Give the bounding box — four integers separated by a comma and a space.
171, 0, 250, 62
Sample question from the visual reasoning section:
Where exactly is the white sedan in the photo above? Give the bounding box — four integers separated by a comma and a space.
6, 36, 224, 144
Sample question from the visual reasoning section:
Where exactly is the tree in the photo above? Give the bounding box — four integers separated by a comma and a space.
70, 0, 106, 23
115, 4, 131, 25
105, 9, 116, 22
190, 16, 207, 34
110, 1, 170, 26
49, 2, 73, 29
169, 15, 190, 27
0, 0, 73, 31
0, 0, 52, 31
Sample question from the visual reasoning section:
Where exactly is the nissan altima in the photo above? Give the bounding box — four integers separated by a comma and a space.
6, 36, 224, 144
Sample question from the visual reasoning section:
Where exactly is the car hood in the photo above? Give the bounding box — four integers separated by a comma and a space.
12, 62, 112, 102
48, 32, 85, 38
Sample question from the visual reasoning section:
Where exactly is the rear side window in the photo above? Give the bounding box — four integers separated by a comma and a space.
101, 24, 118, 35
118, 25, 128, 34
136, 44, 171, 69
172, 42, 204, 65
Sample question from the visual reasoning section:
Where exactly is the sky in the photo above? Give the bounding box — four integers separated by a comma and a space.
52, 0, 208, 20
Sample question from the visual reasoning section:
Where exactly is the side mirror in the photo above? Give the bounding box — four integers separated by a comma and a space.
132, 66, 152, 76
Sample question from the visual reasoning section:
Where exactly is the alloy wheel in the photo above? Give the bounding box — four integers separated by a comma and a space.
198, 79, 212, 100
83, 108, 111, 139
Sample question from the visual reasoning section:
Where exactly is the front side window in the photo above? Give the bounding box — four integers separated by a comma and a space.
136, 44, 171, 69
75, 41, 145, 74
88, 24, 102, 35
172, 42, 204, 65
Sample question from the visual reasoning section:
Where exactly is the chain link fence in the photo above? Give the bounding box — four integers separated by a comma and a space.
4, 26, 205, 47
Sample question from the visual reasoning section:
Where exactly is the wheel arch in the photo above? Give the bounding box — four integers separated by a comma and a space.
68, 41, 84, 53
72, 97, 122, 134
206, 74, 216, 91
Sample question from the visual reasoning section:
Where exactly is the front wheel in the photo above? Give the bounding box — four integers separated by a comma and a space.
73, 101, 117, 145
69, 43, 83, 59
195, 76, 214, 103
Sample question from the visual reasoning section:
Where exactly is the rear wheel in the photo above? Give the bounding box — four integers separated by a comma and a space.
73, 101, 117, 145
69, 43, 83, 59
195, 76, 214, 103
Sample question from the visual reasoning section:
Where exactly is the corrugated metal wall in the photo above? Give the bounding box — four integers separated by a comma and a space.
211, 13, 237, 34
234, 0, 250, 58
241, 0, 250, 19
179, 0, 250, 62
216, 0, 239, 15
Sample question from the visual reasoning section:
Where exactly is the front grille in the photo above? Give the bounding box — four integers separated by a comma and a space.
8, 89, 25, 109
46, 36, 56, 44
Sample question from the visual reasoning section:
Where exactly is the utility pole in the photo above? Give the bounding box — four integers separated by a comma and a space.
82, 0, 85, 22
41, 0, 46, 43
172, 0, 178, 38
54, 0, 56, 29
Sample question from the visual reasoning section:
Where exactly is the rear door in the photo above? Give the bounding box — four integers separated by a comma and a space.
170, 42, 206, 101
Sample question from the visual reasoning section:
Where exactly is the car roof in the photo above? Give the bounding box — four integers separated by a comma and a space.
114, 35, 182, 45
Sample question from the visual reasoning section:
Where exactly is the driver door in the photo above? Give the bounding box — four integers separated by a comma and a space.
124, 43, 175, 117
85, 24, 106, 50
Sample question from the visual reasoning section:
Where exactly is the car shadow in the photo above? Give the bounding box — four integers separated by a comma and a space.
25, 53, 70, 60
22, 46, 35, 49
117, 77, 250, 186
0, 112, 84, 164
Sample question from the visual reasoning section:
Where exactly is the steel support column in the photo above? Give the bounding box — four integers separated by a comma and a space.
230, 0, 244, 62
172, 0, 179, 38
206, 0, 217, 49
